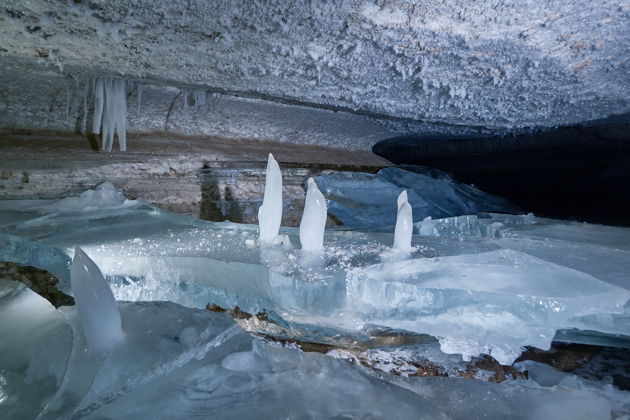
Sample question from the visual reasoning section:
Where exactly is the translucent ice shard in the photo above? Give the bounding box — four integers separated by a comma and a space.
299, 177, 327, 252
258, 153, 283, 244
70, 247, 123, 352
393, 190, 412, 251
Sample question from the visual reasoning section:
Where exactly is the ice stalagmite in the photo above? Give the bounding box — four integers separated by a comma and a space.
93, 78, 127, 152
299, 178, 327, 252
258, 153, 283, 244
71, 246, 124, 352
393, 190, 413, 250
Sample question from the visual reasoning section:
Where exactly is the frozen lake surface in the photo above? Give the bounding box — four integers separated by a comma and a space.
0, 182, 629, 418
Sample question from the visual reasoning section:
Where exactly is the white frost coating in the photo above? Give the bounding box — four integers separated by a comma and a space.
93, 78, 127, 152
70, 247, 124, 352
258, 153, 283, 244
360, 4, 407, 26
299, 177, 327, 252
393, 190, 413, 250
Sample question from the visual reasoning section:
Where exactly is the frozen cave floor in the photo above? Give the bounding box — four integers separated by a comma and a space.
0, 182, 629, 419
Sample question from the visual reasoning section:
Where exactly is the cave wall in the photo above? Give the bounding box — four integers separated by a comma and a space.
2, 0, 629, 133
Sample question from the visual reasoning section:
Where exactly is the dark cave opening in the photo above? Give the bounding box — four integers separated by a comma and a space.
373, 122, 630, 226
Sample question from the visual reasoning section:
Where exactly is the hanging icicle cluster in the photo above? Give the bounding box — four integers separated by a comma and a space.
92, 78, 127, 152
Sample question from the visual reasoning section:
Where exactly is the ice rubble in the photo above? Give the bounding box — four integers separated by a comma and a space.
313, 166, 521, 227
0, 182, 628, 368
93, 78, 127, 152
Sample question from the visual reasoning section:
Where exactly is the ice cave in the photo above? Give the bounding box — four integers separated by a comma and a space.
0, 1, 629, 419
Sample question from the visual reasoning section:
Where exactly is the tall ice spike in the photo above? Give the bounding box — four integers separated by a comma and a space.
300, 177, 327, 252
393, 190, 413, 251
258, 153, 283, 244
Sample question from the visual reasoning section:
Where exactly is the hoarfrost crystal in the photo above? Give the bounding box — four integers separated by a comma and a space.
258, 153, 283, 244
299, 178, 327, 252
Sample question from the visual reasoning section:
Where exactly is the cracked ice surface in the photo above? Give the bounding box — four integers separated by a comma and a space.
0, 183, 629, 365
0, 281, 445, 419
347, 249, 629, 364
2, 273, 629, 419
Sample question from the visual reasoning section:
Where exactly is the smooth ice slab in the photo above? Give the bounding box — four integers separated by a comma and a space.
258, 153, 283, 243
347, 249, 630, 364
71, 247, 123, 352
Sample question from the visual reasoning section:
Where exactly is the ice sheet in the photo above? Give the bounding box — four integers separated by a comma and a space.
2, 281, 627, 419
346, 249, 630, 364
0, 282, 446, 420
314, 166, 520, 227
0, 183, 628, 365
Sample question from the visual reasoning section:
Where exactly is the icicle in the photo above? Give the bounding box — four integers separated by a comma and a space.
81, 79, 89, 134
393, 190, 413, 251
137, 82, 143, 115
65, 83, 70, 119
193, 89, 206, 110
92, 78, 104, 134
93, 78, 127, 152
183, 89, 188, 115
115, 78, 127, 151
101, 78, 114, 152
299, 178, 327, 252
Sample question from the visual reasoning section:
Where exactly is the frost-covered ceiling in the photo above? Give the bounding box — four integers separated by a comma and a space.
1, 0, 629, 129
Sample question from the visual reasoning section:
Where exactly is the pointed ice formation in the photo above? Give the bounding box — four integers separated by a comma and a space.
71, 247, 123, 352
258, 153, 283, 244
393, 190, 413, 250
93, 78, 127, 152
300, 178, 327, 252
